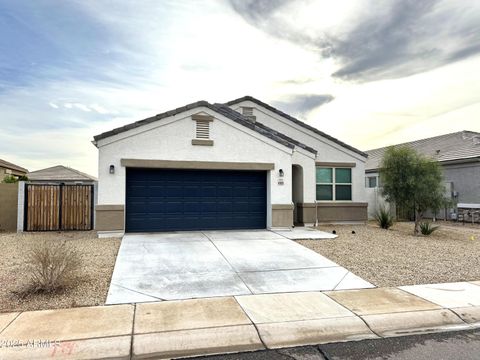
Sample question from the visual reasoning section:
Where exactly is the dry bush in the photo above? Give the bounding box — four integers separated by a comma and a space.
24, 240, 81, 294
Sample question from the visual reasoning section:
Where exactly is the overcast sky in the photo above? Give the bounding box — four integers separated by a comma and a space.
1, 0, 480, 176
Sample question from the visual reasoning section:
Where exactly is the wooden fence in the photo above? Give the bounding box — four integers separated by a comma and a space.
24, 184, 93, 231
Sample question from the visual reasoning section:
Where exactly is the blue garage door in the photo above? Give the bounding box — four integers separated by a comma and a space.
125, 168, 267, 232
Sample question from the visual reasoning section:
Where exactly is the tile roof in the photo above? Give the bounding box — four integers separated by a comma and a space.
225, 95, 368, 158
93, 101, 211, 142
93, 100, 316, 153
366, 130, 480, 171
0, 158, 28, 173
28, 165, 97, 181
212, 104, 317, 154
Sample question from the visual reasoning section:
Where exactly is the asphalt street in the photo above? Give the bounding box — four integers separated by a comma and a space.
190, 329, 480, 360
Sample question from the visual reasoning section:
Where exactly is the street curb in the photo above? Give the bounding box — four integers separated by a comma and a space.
254, 317, 379, 349
361, 309, 470, 337
2, 282, 480, 359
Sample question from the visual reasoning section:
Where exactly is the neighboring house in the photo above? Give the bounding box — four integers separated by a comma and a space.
27, 165, 97, 184
365, 130, 480, 219
0, 158, 28, 180
93, 96, 368, 235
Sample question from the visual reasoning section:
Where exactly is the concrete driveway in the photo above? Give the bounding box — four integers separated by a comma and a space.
106, 230, 374, 304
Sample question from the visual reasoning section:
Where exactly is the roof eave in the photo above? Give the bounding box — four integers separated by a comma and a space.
226, 96, 368, 158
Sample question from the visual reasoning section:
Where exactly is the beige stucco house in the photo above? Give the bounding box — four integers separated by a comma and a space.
0, 158, 28, 180
93, 96, 368, 236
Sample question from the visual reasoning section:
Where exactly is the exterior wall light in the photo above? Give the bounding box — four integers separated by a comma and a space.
109, 165, 115, 174
279, 169, 284, 177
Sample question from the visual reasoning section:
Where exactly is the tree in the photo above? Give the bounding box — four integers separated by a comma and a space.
380, 146, 448, 235
2, 175, 28, 183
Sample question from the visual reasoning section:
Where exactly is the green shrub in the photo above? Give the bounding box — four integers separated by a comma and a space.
419, 222, 439, 236
25, 240, 81, 294
2, 175, 17, 183
375, 206, 394, 229
1, 175, 28, 183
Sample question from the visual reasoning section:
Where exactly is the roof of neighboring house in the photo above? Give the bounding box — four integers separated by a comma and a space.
27, 165, 97, 182
226, 95, 368, 158
366, 130, 480, 171
0, 158, 28, 173
93, 100, 316, 154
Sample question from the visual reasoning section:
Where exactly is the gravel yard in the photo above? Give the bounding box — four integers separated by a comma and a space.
0, 231, 120, 313
297, 222, 480, 287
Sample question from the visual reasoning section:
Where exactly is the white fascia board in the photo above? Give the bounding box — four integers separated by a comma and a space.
231, 101, 367, 163
95, 106, 294, 155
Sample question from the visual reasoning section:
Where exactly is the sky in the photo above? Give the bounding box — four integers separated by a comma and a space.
1, 0, 480, 176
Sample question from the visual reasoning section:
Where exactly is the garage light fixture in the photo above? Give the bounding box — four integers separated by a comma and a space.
109, 165, 115, 174
279, 169, 284, 177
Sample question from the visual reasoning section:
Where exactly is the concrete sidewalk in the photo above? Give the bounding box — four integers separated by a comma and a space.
1, 281, 480, 359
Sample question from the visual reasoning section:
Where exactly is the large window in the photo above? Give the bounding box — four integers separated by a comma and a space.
316, 167, 352, 201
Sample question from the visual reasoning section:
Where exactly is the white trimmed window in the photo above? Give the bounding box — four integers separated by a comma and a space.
365, 176, 378, 188
316, 167, 352, 201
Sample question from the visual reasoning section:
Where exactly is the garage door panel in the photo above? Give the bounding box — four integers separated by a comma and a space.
126, 168, 267, 232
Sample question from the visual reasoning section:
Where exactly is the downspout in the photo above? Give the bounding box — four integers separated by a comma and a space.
315, 200, 318, 227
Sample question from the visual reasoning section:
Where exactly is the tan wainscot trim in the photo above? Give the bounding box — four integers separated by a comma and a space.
297, 203, 317, 224
95, 205, 124, 231
272, 204, 294, 228
296, 202, 368, 223
316, 202, 368, 222
121, 159, 275, 171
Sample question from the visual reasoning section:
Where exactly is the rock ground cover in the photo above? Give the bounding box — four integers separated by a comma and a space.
297, 222, 480, 287
0, 231, 120, 312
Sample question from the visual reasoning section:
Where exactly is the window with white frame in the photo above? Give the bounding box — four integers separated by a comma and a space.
365, 176, 377, 188
316, 167, 352, 201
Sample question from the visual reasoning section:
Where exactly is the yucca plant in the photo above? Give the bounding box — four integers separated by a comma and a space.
419, 222, 439, 236
375, 206, 394, 229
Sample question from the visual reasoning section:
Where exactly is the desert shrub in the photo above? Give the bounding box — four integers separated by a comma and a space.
375, 206, 394, 229
2, 175, 28, 183
2, 175, 17, 183
25, 240, 81, 293
419, 222, 439, 236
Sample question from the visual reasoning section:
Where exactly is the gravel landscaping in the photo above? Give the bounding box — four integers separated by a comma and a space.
0, 231, 120, 313
297, 222, 480, 287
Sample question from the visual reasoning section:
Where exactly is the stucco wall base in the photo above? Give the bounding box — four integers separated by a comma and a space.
316, 202, 368, 222
296, 202, 368, 224
297, 203, 317, 224
272, 204, 294, 228
98, 230, 124, 238
95, 205, 124, 231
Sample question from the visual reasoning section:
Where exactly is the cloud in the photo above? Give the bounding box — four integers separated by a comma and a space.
228, 0, 480, 82
272, 94, 334, 118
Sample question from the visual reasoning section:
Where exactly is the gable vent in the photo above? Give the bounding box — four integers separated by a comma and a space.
242, 107, 254, 116
195, 120, 210, 139
241, 107, 256, 122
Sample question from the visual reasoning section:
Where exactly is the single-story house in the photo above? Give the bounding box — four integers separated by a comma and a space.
93, 96, 368, 235
0, 158, 28, 180
365, 130, 480, 219
27, 165, 97, 184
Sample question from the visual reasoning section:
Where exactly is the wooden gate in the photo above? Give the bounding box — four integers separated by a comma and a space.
24, 184, 94, 231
